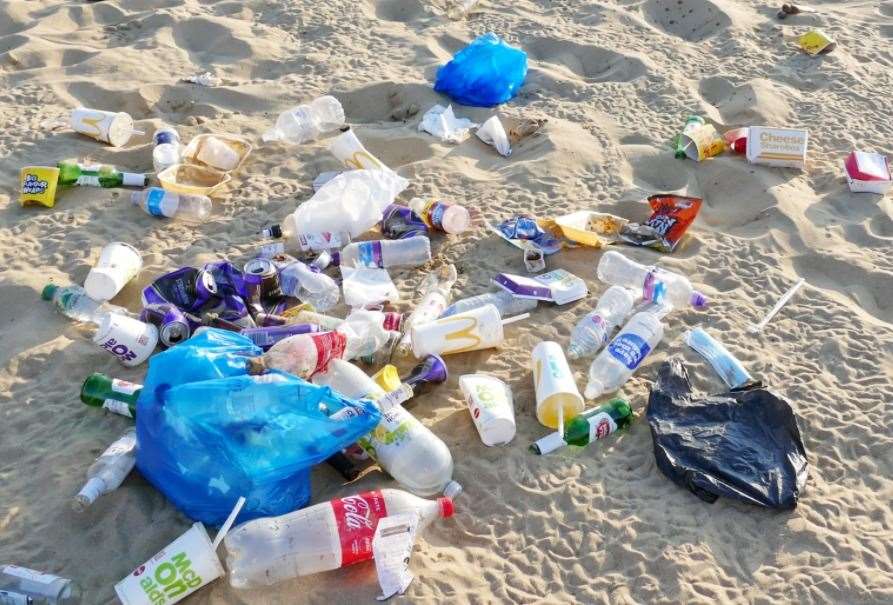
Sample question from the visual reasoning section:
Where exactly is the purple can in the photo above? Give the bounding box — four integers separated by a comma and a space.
381, 204, 429, 240
140, 303, 191, 348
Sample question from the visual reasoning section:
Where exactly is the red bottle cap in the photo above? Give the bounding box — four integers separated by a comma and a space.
438, 497, 454, 518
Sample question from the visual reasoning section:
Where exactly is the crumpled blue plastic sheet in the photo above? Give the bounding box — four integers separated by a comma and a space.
434, 33, 528, 107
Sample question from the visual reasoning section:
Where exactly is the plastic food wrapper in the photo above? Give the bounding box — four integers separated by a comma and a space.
646, 358, 808, 509
799, 30, 836, 55
342, 267, 400, 308
549, 211, 627, 248
683, 327, 754, 390
434, 33, 528, 107
418, 105, 478, 142
620, 195, 702, 253
476, 116, 511, 157
135, 328, 381, 525
491, 216, 562, 255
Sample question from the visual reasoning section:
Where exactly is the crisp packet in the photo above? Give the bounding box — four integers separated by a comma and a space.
620, 195, 702, 253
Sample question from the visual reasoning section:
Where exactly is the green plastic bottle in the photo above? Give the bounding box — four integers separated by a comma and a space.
57, 160, 146, 189
529, 398, 633, 455
80, 373, 141, 418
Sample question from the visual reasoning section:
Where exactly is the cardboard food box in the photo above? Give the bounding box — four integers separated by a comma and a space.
844, 151, 892, 194
746, 126, 809, 169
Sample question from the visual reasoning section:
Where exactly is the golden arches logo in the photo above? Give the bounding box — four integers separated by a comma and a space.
441, 315, 481, 353
344, 151, 385, 171
79, 113, 106, 137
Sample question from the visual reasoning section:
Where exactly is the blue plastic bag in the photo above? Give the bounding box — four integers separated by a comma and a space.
136, 329, 381, 525
434, 33, 527, 107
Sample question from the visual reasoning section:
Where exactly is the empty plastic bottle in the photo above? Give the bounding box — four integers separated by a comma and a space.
584, 307, 667, 399
261, 216, 352, 254
597, 251, 707, 310
224, 488, 453, 588
41, 284, 126, 323
263, 96, 345, 144
396, 264, 457, 357
72, 429, 136, 512
279, 260, 340, 311
408, 198, 471, 235
0, 565, 81, 604
441, 289, 538, 318
339, 237, 432, 269
130, 188, 212, 223
567, 286, 637, 360
152, 126, 181, 173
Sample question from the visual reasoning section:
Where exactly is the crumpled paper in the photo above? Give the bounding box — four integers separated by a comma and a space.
418, 104, 478, 142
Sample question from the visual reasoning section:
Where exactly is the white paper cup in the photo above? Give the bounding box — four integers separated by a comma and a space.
411, 304, 503, 358
70, 107, 134, 147
85, 242, 143, 301
115, 523, 224, 605
459, 374, 515, 446
93, 312, 158, 367
329, 127, 388, 171
531, 341, 584, 429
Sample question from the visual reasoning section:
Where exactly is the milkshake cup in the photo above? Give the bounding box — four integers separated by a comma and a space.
531, 341, 584, 429
459, 374, 516, 446
70, 107, 137, 147
329, 127, 389, 171
84, 242, 143, 301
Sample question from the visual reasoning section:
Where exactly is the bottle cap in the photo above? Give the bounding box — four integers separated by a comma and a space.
73, 477, 106, 512
531, 431, 567, 455
690, 291, 708, 310
442, 480, 462, 499
438, 497, 455, 518
41, 283, 58, 300
122, 172, 147, 187
262, 224, 283, 239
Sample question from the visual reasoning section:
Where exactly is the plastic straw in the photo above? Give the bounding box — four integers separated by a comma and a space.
213, 496, 246, 549
748, 278, 805, 334
557, 406, 564, 436
501, 313, 530, 326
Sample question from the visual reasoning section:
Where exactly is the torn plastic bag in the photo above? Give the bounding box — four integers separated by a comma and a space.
135, 328, 382, 525
646, 358, 808, 509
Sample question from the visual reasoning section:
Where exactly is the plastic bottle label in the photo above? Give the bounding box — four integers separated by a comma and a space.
330, 490, 389, 566
103, 399, 133, 418
298, 232, 345, 252
76, 174, 102, 187
357, 406, 419, 461
2, 565, 62, 584
310, 332, 347, 374
419, 200, 450, 231
355, 241, 384, 268
0, 590, 30, 605
607, 333, 651, 370
146, 188, 167, 217
586, 412, 618, 441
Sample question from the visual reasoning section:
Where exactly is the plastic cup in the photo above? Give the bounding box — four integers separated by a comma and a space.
70, 107, 135, 147
19, 166, 60, 207
329, 127, 388, 171
459, 374, 516, 446
195, 136, 240, 171
93, 312, 159, 367
531, 341, 584, 429
410, 304, 504, 358
115, 523, 224, 605
85, 242, 143, 301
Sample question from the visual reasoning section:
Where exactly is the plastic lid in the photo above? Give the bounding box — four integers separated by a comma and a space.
438, 497, 455, 518
263, 224, 283, 239
532, 431, 567, 455
41, 283, 58, 300
690, 291, 709, 310
122, 172, 146, 187
443, 480, 462, 499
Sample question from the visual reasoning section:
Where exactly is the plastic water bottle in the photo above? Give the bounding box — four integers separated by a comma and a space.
279, 261, 340, 311
597, 250, 708, 310
0, 566, 82, 604
339, 237, 432, 269
584, 308, 666, 399
41, 284, 126, 323
152, 126, 181, 173
441, 290, 538, 318
224, 488, 453, 588
72, 429, 136, 512
263, 96, 345, 144
261, 215, 352, 254
396, 264, 457, 357
567, 286, 637, 360
408, 198, 471, 235
130, 188, 211, 223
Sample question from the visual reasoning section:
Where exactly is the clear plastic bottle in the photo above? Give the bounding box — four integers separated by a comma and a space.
152, 126, 181, 173
261, 215, 351, 254
597, 250, 708, 310
224, 488, 453, 588
41, 284, 126, 323
567, 286, 636, 360
130, 188, 211, 223
339, 237, 432, 269
441, 290, 538, 318
279, 261, 340, 311
72, 429, 137, 512
396, 264, 457, 357
408, 198, 471, 234
263, 96, 345, 144
584, 308, 666, 399
0, 565, 82, 604
447, 0, 480, 19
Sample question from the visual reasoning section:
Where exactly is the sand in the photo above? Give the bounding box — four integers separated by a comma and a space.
1, 0, 892, 603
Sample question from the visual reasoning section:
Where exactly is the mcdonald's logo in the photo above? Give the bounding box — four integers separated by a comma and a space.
442, 315, 481, 353
344, 151, 385, 171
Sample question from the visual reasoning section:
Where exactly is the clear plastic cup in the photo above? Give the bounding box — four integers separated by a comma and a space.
84, 242, 142, 301
70, 107, 135, 147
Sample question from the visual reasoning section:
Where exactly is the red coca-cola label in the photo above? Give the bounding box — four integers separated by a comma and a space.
311, 331, 348, 374
331, 490, 389, 566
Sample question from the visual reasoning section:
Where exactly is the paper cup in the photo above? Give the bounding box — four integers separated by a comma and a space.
19, 166, 60, 207
93, 312, 158, 367
329, 127, 388, 171
70, 107, 134, 147
85, 242, 143, 301
115, 523, 224, 605
411, 304, 504, 358
531, 341, 584, 429
459, 374, 515, 446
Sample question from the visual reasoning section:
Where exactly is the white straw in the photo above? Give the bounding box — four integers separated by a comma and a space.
501, 313, 530, 326
213, 496, 246, 549
748, 278, 805, 334
557, 406, 564, 436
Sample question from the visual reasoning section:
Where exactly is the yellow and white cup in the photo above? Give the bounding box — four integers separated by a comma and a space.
329, 127, 389, 171
411, 304, 504, 358
531, 341, 584, 429
70, 107, 135, 147
19, 166, 60, 207
85, 241, 143, 301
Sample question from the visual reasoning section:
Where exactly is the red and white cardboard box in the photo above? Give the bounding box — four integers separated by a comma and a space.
844, 151, 892, 194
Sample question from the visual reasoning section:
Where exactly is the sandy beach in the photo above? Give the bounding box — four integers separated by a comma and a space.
1, 0, 892, 603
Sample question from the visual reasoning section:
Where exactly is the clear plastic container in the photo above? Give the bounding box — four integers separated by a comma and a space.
263, 96, 345, 144
567, 286, 636, 360
396, 265, 457, 356
441, 290, 538, 318
0, 565, 82, 604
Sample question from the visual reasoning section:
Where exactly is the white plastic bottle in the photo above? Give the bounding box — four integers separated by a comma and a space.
584, 308, 666, 399
41, 284, 126, 323
224, 488, 453, 588
441, 290, 538, 318
263, 96, 345, 144
567, 286, 637, 360
0, 566, 82, 604
261, 215, 352, 254
130, 188, 211, 223
408, 198, 471, 234
339, 237, 432, 269
279, 261, 340, 311
72, 428, 137, 512
597, 250, 708, 310
396, 264, 457, 357
313, 360, 461, 498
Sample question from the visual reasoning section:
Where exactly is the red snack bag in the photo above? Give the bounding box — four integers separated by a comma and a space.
619, 195, 702, 253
